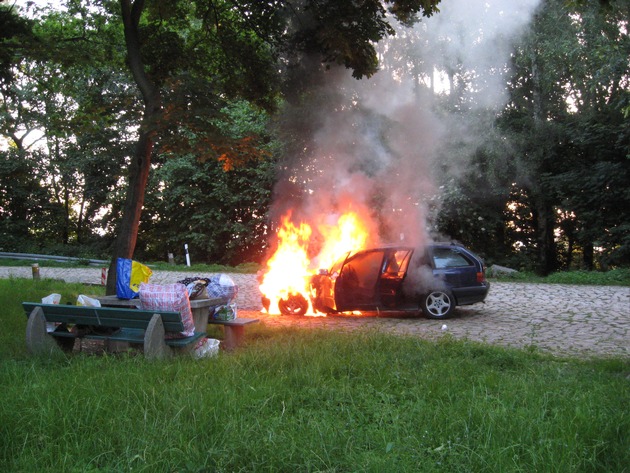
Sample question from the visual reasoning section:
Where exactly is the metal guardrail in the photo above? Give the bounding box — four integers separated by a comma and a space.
0, 252, 108, 266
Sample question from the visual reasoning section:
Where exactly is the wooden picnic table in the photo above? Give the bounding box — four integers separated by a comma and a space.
94, 295, 259, 350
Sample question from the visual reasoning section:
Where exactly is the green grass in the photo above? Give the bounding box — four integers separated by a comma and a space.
489, 267, 630, 286
1, 279, 629, 472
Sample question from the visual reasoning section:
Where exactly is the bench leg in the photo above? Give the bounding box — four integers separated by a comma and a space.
26, 307, 64, 356
222, 325, 245, 351
144, 314, 173, 360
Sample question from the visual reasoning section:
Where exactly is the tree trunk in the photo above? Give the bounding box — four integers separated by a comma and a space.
582, 241, 594, 271
63, 186, 70, 244
566, 236, 574, 269
533, 196, 557, 276
106, 0, 160, 295
529, 30, 557, 277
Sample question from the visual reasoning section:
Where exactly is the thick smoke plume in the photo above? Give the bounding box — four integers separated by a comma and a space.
271, 0, 542, 260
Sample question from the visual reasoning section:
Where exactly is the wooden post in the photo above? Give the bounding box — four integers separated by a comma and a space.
32, 264, 40, 280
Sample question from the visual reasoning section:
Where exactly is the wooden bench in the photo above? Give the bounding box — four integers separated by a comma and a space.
23, 303, 206, 360
207, 317, 259, 350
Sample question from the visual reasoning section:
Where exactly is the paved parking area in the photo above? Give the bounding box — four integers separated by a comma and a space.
4, 266, 628, 358
246, 282, 629, 359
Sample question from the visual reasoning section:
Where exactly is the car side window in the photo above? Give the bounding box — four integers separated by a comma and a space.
433, 248, 472, 269
384, 250, 412, 275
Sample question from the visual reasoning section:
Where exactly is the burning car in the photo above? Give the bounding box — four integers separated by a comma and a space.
278, 243, 490, 319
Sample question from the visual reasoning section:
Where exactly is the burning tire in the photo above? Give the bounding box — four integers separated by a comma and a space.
421, 290, 454, 319
278, 293, 309, 316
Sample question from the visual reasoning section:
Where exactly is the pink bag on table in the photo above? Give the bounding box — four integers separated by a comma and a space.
139, 283, 195, 338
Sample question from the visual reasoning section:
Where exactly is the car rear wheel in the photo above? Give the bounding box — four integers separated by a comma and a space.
278, 293, 309, 316
422, 290, 454, 319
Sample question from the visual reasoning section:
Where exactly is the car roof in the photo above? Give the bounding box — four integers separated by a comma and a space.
352, 242, 465, 252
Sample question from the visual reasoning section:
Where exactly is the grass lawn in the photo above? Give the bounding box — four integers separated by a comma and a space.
1, 278, 628, 472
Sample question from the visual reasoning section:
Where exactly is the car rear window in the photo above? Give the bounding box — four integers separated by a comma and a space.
433, 248, 473, 269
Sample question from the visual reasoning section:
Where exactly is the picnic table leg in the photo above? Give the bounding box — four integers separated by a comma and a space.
222, 325, 244, 351
144, 313, 172, 360
191, 306, 209, 334
26, 306, 65, 356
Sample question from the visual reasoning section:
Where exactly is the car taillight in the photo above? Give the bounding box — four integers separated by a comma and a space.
477, 270, 486, 283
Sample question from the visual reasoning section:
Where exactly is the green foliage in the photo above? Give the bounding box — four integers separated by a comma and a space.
0, 2, 134, 251
0, 3, 34, 83
494, 0, 630, 271
1, 279, 629, 471
140, 150, 276, 265
489, 268, 630, 286
139, 99, 278, 265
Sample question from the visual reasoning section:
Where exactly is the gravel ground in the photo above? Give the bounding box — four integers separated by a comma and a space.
5, 266, 629, 358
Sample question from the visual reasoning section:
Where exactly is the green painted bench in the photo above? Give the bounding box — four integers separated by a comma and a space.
23, 303, 206, 360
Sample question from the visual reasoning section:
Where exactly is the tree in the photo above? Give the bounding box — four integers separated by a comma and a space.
0, 3, 33, 84
500, 0, 629, 272
106, 0, 442, 293
1, 2, 136, 255
140, 100, 278, 265
549, 0, 630, 267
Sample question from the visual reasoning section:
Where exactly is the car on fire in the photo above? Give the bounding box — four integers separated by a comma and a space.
278, 243, 490, 319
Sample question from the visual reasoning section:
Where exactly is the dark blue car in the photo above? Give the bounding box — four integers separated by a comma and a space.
279, 243, 490, 319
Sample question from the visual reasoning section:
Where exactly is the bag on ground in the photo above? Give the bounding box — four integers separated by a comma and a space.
193, 338, 220, 359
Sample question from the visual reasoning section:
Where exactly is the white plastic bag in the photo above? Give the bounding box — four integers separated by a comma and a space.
42, 293, 61, 305
193, 338, 220, 359
42, 293, 61, 332
77, 295, 101, 307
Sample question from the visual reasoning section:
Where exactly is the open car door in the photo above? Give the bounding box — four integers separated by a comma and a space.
334, 249, 385, 311
378, 248, 412, 308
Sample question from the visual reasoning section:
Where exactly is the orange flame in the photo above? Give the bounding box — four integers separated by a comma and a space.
316, 212, 370, 271
259, 210, 372, 315
259, 213, 313, 313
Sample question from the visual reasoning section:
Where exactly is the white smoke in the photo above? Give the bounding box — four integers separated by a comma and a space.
273, 0, 543, 252
420, 0, 543, 108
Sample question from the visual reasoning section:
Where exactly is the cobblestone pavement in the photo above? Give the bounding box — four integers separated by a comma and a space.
4, 266, 628, 359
